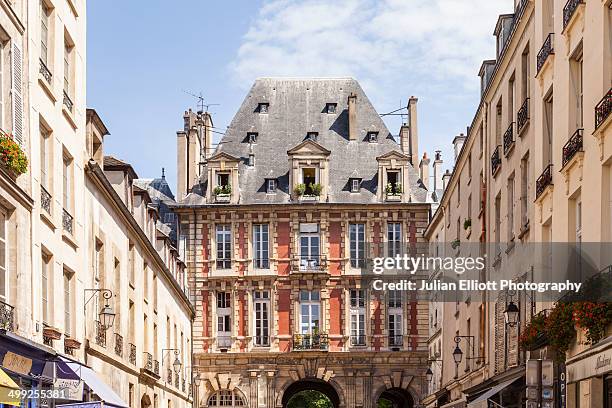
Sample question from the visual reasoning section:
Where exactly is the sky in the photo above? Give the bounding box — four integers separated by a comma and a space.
87, 0, 511, 193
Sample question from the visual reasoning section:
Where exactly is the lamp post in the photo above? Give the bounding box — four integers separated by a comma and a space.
452, 336, 483, 378
84, 288, 116, 330
162, 348, 182, 383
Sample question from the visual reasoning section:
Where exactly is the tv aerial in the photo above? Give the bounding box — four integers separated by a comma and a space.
182, 90, 220, 113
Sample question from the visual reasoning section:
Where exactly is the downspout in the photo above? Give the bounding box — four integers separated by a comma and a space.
482, 101, 490, 374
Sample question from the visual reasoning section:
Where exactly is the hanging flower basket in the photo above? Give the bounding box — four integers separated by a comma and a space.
0, 131, 28, 176
573, 302, 612, 345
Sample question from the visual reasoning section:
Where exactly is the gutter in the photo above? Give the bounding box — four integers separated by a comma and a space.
85, 160, 195, 316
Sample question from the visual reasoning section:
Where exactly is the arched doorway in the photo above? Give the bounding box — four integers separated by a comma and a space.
282, 379, 341, 408
141, 394, 152, 408
376, 387, 414, 408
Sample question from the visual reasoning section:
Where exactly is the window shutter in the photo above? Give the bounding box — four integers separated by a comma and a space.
11, 41, 23, 147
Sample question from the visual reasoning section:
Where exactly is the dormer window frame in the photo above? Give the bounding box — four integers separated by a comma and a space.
247, 132, 258, 143
266, 178, 277, 194
367, 131, 379, 143
306, 132, 319, 142
258, 103, 269, 114
325, 103, 337, 114
217, 172, 230, 188
350, 178, 361, 193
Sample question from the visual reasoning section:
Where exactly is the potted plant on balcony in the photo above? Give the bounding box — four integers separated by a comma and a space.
546, 302, 576, 361
309, 183, 322, 197
294, 183, 306, 197
519, 312, 548, 351
573, 302, 612, 345
214, 184, 231, 202
0, 131, 28, 178
450, 238, 460, 250
385, 183, 402, 201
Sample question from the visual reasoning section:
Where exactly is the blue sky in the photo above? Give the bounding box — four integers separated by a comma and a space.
87, 0, 510, 192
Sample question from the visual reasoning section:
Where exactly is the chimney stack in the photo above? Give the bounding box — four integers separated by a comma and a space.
419, 152, 431, 191
408, 96, 419, 166
453, 133, 467, 163
348, 93, 358, 141
433, 150, 443, 191
400, 124, 410, 157
177, 109, 205, 200
442, 169, 452, 191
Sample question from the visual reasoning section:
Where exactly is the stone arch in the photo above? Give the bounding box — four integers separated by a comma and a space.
277, 377, 345, 408
373, 384, 419, 408
203, 387, 249, 407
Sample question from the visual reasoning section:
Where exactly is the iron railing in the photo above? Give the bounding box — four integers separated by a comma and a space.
167, 369, 172, 383
95, 321, 106, 347
562, 129, 583, 167
517, 98, 530, 134
63, 91, 74, 113
114, 333, 123, 357
143, 352, 153, 371
536, 164, 554, 199
595, 88, 612, 130
129, 343, 136, 365
491, 145, 502, 176
182, 379, 186, 392
174, 373, 179, 388
41, 185, 51, 214
350, 335, 366, 346
563, 0, 582, 30
39, 59, 52, 84
217, 335, 232, 348
62, 208, 73, 234
389, 335, 404, 347
537, 33, 554, 74
154, 360, 160, 376
299, 256, 322, 272
0, 300, 15, 331
503, 122, 515, 156
43, 335, 54, 347
292, 333, 329, 350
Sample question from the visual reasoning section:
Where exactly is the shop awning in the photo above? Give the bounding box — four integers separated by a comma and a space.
61, 359, 128, 408
0, 366, 20, 406
467, 376, 521, 408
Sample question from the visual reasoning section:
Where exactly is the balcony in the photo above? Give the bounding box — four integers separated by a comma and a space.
503, 122, 515, 156
517, 98, 530, 135
154, 360, 160, 376
129, 343, 136, 365
114, 333, 123, 357
217, 335, 232, 349
143, 352, 153, 371
491, 145, 502, 176
174, 373, 179, 388
292, 333, 329, 351
350, 335, 366, 347
39, 59, 52, 84
41, 185, 51, 214
562, 129, 583, 168
95, 321, 106, 347
298, 256, 323, 272
0, 300, 15, 332
535, 164, 553, 200
167, 369, 172, 384
389, 335, 403, 347
62, 209, 74, 235
537, 33, 554, 74
63, 91, 74, 113
595, 88, 612, 130
182, 379, 186, 393
563, 0, 583, 30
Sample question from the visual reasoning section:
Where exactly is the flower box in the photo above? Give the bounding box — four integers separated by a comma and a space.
0, 132, 28, 177
385, 194, 401, 202
43, 326, 62, 340
215, 194, 230, 203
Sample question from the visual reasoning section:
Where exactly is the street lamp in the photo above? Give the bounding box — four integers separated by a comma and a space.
84, 288, 115, 330
452, 344, 463, 364
173, 355, 182, 373
504, 300, 520, 327
162, 349, 182, 377
425, 367, 433, 383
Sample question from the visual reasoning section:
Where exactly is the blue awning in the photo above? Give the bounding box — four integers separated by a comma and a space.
61, 359, 128, 408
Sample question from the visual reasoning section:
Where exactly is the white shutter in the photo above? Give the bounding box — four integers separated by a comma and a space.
10, 41, 23, 147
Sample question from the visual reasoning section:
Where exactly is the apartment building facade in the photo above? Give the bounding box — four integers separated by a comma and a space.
423, 0, 612, 407
173, 78, 431, 408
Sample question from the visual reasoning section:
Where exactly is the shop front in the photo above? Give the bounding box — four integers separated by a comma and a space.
566, 336, 612, 408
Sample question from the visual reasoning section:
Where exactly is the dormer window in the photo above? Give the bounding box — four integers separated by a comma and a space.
247, 132, 258, 143
386, 171, 402, 195
258, 103, 269, 113
217, 173, 230, 188
306, 132, 318, 142
266, 179, 276, 193
325, 103, 337, 114
350, 178, 361, 193
367, 131, 379, 143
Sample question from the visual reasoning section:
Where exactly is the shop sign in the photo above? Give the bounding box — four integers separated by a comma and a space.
2, 352, 32, 376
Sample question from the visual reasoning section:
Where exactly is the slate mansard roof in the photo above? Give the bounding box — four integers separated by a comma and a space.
183, 77, 427, 205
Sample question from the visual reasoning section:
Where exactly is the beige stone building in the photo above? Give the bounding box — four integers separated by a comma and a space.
423, 0, 612, 407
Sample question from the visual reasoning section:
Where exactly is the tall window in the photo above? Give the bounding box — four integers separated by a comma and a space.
42, 252, 51, 324
495, 99, 503, 145
40, 127, 50, 190
570, 50, 584, 129
40, 1, 50, 66
520, 154, 529, 227
62, 154, 72, 211
508, 74, 515, 124
350, 289, 366, 346
495, 194, 501, 256
543, 92, 554, 166
508, 174, 515, 241
143, 262, 148, 300
349, 223, 365, 268
216, 292, 231, 345
216, 225, 231, 269
63, 269, 72, 335
387, 222, 402, 257
388, 291, 403, 347
63, 40, 72, 95
299, 224, 320, 270
94, 240, 104, 316
0, 210, 6, 303
128, 242, 135, 285
253, 291, 269, 346
299, 290, 320, 335
521, 45, 530, 101
253, 224, 269, 269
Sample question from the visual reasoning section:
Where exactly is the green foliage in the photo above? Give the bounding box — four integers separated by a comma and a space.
377, 398, 393, 408
0, 132, 28, 175
546, 302, 576, 361
463, 218, 472, 230
214, 184, 232, 195
309, 183, 322, 196
451, 239, 460, 249
286, 391, 333, 408
294, 183, 306, 196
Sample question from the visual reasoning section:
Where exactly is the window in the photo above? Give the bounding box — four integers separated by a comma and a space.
207, 390, 246, 407
63, 38, 73, 96
387, 170, 400, 194
495, 193, 501, 256
253, 224, 269, 269
0, 41, 3, 129
495, 99, 503, 145
387, 222, 402, 257
325, 103, 337, 114
266, 178, 276, 193
216, 173, 230, 188
253, 291, 269, 346
0, 210, 6, 304
40, 127, 50, 190
520, 154, 529, 227
478, 124, 484, 157
350, 289, 366, 346
258, 103, 269, 113
350, 178, 360, 193
349, 223, 365, 268
570, 49, 583, 129
306, 132, 318, 142
63, 269, 72, 335
128, 242, 135, 285
299, 223, 320, 270
42, 252, 51, 324
62, 154, 72, 211
468, 153, 472, 179
216, 292, 231, 341
299, 290, 320, 335
388, 291, 403, 347
247, 132, 258, 143
457, 176, 461, 206
128, 384, 134, 408
367, 131, 378, 142
94, 240, 104, 315
508, 174, 515, 241
40, 1, 50, 66
543, 92, 553, 166
216, 224, 232, 269
302, 167, 317, 195
468, 194, 472, 221
508, 73, 515, 124
521, 45, 530, 101
143, 262, 148, 300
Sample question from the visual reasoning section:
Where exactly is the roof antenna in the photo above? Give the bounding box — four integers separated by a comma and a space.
182, 90, 220, 114
161, 167, 165, 180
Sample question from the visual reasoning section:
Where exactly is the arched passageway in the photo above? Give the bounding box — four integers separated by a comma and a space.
376, 387, 414, 408
282, 379, 341, 408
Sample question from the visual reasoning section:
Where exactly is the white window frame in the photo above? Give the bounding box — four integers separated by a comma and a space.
351, 178, 360, 192
253, 224, 269, 269
387, 222, 402, 257
253, 291, 270, 347
62, 154, 72, 211
216, 292, 231, 347
350, 289, 366, 346
216, 172, 230, 188
42, 252, 50, 324
388, 291, 403, 347
40, 1, 50, 66
299, 290, 320, 335
299, 224, 320, 270
0, 210, 7, 304
216, 224, 232, 269
266, 179, 276, 193
349, 223, 365, 268
63, 269, 72, 336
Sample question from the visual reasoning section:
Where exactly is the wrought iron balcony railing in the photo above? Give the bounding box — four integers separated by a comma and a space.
350, 335, 366, 346
292, 333, 329, 351
491, 145, 502, 176
562, 129, 583, 167
63, 91, 74, 113
389, 335, 404, 347
537, 33, 554, 74
595, 88, 612, 130
0, 300, 15, 332
536, 164, 554, 199
129, 343, 136, 365
143, 352, 153, 371
563, 0, 582, 30
517, 98, 529, 134
114, 333, 123, 357
299, 256, 322, 272
39, 59, 52, 84
62, 208, 73, 235
167, 369, 172, 384
217, 335, 232, 348
95, 321, 106, 347
41, 185, 51, 214
253, 335, 270, 347
503, 122, 515, 156
174, 373, 179, 388
182, 379, 186, 393
154, 360, 160, 376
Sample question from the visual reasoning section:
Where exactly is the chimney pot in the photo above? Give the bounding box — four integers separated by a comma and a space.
433, 151, 443, 191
